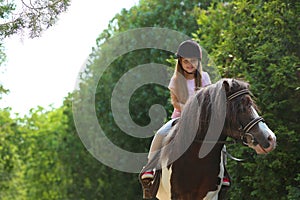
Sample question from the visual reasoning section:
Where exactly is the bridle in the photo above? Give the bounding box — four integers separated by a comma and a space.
193, 88, 264, 147
227, 89, 264, 147
192, 88, 264, 161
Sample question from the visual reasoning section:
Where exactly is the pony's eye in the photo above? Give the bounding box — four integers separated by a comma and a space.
243, 96, 253, 107
238, 98, 252, 113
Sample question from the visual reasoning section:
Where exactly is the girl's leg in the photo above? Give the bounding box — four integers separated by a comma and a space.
141, 118, 178, 179
148, 133, 164, 160
148, 118, 176, 160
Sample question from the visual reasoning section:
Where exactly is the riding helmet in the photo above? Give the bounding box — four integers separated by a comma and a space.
175, 40, 202, 60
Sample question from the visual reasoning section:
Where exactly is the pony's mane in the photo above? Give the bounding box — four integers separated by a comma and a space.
161, 78, 253, 164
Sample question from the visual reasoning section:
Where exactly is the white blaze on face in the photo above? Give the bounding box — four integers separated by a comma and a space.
251, 106, 260, 118
250, 106, 276, 154
250, 106, 275, 139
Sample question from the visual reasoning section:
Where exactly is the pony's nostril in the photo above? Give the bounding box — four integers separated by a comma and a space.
268, 135, 272, 141
268, 135, 275, 142
267, 135, 277, 148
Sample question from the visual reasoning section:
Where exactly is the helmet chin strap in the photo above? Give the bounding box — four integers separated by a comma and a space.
183, 69, 195, 74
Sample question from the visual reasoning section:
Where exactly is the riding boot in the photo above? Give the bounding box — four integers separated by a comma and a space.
139, 134, 164, 199
140, 133, 164, 178
140, 118, 177, 199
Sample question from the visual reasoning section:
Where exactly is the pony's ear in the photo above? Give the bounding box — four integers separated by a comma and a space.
223, 79, 230, 93
246, 83, 250, 89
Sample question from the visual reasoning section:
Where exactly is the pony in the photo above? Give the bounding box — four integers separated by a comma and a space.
140, 78, 277, 200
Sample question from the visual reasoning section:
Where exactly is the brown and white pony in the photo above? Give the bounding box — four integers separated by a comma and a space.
145, 78, 277, 200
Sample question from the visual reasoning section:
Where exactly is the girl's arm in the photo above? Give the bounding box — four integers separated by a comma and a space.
170, 90, 184, 111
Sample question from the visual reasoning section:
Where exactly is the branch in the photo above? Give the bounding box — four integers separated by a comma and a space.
20, 0, 66, 11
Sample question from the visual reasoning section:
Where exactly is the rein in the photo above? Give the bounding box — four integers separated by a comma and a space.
193, 139, 249, 162
193, 139, 236, 145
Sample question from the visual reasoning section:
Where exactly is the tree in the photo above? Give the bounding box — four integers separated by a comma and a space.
195, 0, 300, 199
0, 0, 71, 39
18, 106, 70, 199
70, 0, 219, 199
0, 0, 71, 94
5, 0, 298, 199
0, 106, 71, 199
0, 108, 25, 199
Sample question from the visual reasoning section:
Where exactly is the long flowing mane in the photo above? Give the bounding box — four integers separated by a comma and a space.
159, 79, 229, 167
140, 79, 277, 200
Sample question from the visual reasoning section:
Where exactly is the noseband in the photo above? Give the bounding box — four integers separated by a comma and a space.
228, 89, 264, 147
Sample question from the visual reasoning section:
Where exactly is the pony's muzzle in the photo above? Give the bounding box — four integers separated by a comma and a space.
256, 121, 276, 149
251, 122, 276, 154
257, 134, 276, 154
267, 134, 277, 150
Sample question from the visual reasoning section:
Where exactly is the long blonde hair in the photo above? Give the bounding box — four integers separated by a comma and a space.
171, 58, 203, 104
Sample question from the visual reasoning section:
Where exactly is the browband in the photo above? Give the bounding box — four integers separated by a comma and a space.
227, 89, 250, 101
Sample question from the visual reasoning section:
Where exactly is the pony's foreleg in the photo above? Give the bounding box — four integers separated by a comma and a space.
203, 150, 224, 200
157, 165, 172, 200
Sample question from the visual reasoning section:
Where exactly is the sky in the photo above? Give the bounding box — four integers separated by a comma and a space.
0, 0, 139, 116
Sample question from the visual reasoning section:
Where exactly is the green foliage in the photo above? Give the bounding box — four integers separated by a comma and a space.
1, 0, 299, 199
0, 108, 24, 199
195, 0, 300, 199
75, 0, 218, 198
61, 94, 143, 199
16, 106, 70, 199
0, 2, 73, 196
0, 83, 9, 100
0, 0, 71, 39
0, 107, 68, 199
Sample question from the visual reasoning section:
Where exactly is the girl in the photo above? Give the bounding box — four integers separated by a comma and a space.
141, 40, 210, 178
141, 40, 230, 188
169, 39, 211, 119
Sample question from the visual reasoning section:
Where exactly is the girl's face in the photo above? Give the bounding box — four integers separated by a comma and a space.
181, 57, 198, 74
